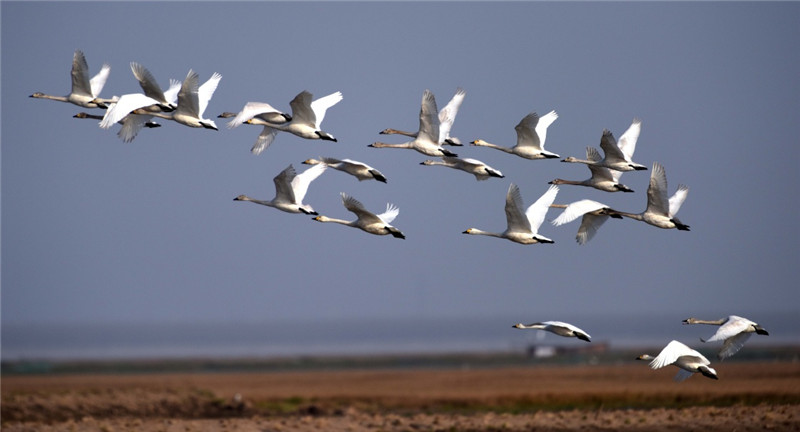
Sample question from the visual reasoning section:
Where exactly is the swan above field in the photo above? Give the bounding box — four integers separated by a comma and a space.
512, 321, 591, 342
682, 315, 769, 360
420, 156, 504, 181
562, 118, 647, 171
637, 340, 718, 382
470, 110, 559, 160
303, 157, 387, 183
462, 184, 558, 245
30, 50, 112, 109
313, 193, 405, 239
379, 87, 466, 146
233, 163, 327, 215
369, 89, 457, 157
550, 146, 633, 192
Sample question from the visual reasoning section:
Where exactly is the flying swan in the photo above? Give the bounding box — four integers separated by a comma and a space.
562, 118, 647, 171
30, 50, 112, 109
463, 184, 558, 244
313, 193, 405, 239
470, 110, 559, 160
550, 146, 633, 192
682, 315, 769, 360
379, 87, 466, 146
550, 200, 622, 245
420, 156, 504, 181
303, 157, 387, 183
233, 163, 327, 215
604, 162, 690, 230
512, 321, 591, 342
637, 340, 718, 381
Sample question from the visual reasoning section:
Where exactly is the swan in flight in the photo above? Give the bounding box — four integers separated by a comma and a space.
74, 112, 161, 142
420, 156, 504, 181
550, 200, 622, 245
224, 91, 341, 154
637, 340, 718, 381
682, 315, 769, 360
379, 87, 466, 146
550, 147, 633, 192
126, 62, 181, 112
100, 69, 222, 130
218, 102, 292, 155
562, 118, 647, 171
604, 162, 690, 230
512, 321, 591, 342
303, 157, 387, 183
470, 110, 559, 160
313, 193, 405, 239
463, 184, 558, 245
233, 163, 327, 215
30, 50, 112, 109
369, 89, 458, 157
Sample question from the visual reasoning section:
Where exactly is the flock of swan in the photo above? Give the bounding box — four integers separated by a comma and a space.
32, 51, 769, 381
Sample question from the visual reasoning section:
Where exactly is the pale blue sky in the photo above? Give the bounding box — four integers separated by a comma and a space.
2, 2, 799, 345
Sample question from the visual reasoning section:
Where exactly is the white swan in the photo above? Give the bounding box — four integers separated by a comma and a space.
420, 156, 504, 181
682, 315, 769, 360
562, 118, 647, 171
550, 200, 622, 245
550, 147, 633, 192
101, 69, 221, 130
512, 321, 591, 342
236, 91, 342, 154
303, 157, 387, 183
313, 193, 405, 239
379, 87, 466, 146
637, 340, 718, 382
74, 112, 161, 142
218, 101, 293, 155
463, 184, 558, 245
30, 50, 111, 109
470, 110, 559, 160
127, 62, 181, 112
369, 89, 458, 157
233, 163, 327, 215
604, 162, 690, 230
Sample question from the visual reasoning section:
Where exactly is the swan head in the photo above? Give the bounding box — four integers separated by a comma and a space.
561, 157, 578, 163
511, 323, 525, 329
549, 179, 565, 185
30, 92, 46, 98
462, 228, 475, 234
303, 158, 322, 165
420, 160, 436, 166
233, 195, 250, 202
73, 112, 91, 119
313, 215, 329, 222
682, 317, 699, 325
379, 128, 396, 135
217, 112, 237, 119
636, 354, 655, 361
470, 139, 486, 146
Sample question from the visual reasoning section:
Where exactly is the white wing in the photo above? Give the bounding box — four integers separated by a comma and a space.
552, 199, 608, 226
525, 184, 559, 233
645, 162, 670, 216
617, 118, 642, 160
163, 79, 181, 105
668, 184, 689, 217
197, 72, 222, 118
290, 163, 327, 204
650, 340, 708, 370
437, 87, 465, 142
309, 91, 343, 129
505, 184, 531, 233
229, 102, 284, 129
533, 110, 558, 150
100, 93, 161, 129
251, 126, 279, 155
376, 202, 400, 224
89, 63, 111, 98
130, 62, 167, 103
717, 332, 753, 359
117, 114, 153, 143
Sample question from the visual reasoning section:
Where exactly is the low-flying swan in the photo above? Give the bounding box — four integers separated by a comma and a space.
303, 157, 387, 183
682, 315, 769, 360
604, 161, 690, 230
224, 91, 340, 155
463, 184, 558, 245
369, 89, 457, 157
550, 200, 622, 245
512, 321, 591, 342
30, 50, 112, 109
420, 156, 504, 181
313, 193, 405, 239
379, 87, 466, 146
100, 69, 222, 130
550, 147, 633, 192
233, 163, 327, 215
470, 110, 559, 160
562, 118, 647, 171
637, 340, 718, 381
74, 112, 161, 142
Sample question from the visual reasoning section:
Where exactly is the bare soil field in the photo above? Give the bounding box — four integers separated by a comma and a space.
3, 360, 800, 431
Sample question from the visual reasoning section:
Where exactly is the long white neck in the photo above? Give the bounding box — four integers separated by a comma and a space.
315, 216, 355, 227
471, 140, 513, 154
464, 228, 504, 238
381, 128, 417, 138
550, 178, 587, 186
607, 209, 643, 221
370, 141, 414, 149
31, 93, 69, 103
684, 318, 726, 326
235, 195, 275, 208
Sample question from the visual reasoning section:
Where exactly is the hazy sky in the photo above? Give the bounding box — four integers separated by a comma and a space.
2, 2, 799, 343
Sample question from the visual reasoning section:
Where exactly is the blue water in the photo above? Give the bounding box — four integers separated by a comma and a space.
3, 312, 798, 361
